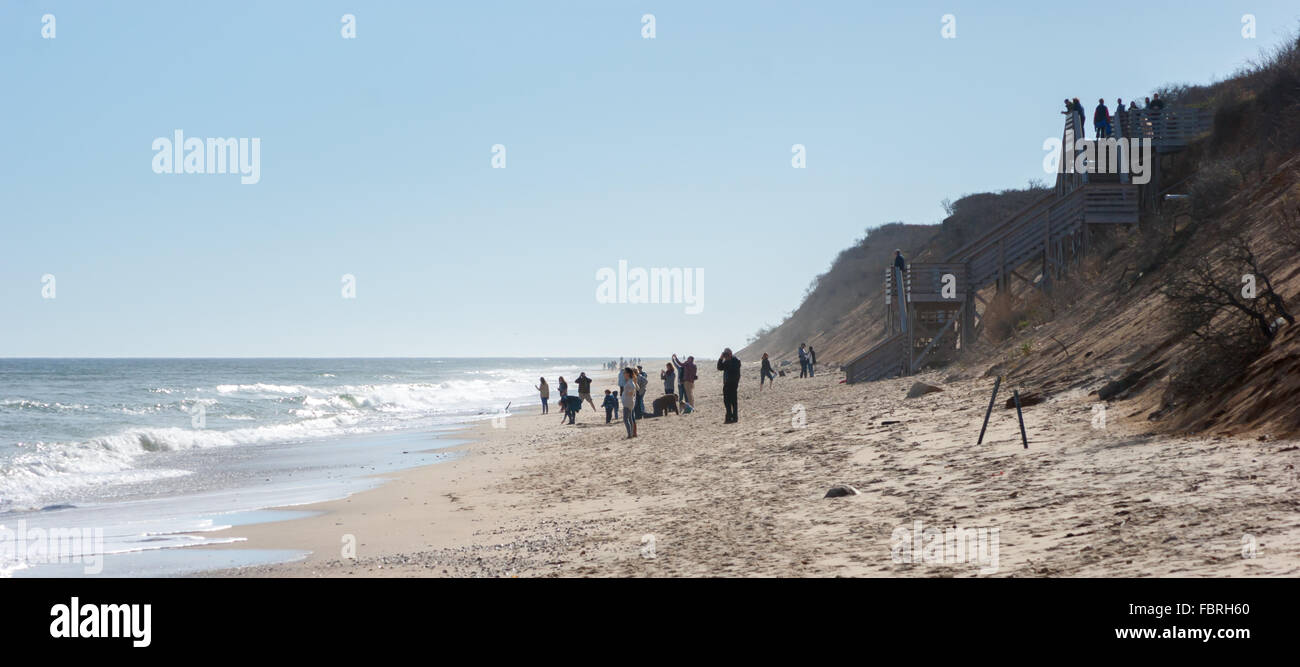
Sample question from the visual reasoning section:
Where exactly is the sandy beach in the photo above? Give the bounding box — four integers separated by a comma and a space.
201, 363, 1300, 577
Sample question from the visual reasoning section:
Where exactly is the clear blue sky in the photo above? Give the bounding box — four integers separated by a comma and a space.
3, 1, 1296, 357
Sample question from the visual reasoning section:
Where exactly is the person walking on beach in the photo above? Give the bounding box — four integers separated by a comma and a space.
717, 348, 741, 424
807, 345, 817, 377
634, 366, 648, 419
620, 368, 638, 438
798, 344, 809, 378
672, 354, 697, 409
661, 363, 676, 396
557, 376, 568, 399
576, 372, 596, 411
602, 389, 618, 424
536, 377, 550, 414
760, 353, 776, 388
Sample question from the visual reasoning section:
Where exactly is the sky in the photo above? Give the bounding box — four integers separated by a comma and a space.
3, 1, 1298, 358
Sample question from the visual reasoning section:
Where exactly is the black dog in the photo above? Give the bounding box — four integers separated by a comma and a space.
651, 394, 679, 417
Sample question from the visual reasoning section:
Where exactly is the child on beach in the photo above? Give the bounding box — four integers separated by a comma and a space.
602, 390, 618, 423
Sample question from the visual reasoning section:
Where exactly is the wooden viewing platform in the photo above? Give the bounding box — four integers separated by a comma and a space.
845, 106, 1212, 384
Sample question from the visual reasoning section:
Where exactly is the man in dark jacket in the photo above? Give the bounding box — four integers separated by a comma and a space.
717, 348, 742, 424
575, 372, 596, 411
1093, 98, 1111, 139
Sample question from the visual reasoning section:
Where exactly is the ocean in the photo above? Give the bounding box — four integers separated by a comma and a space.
0, 358, 610, 576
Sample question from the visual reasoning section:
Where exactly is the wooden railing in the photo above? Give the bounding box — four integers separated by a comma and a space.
945, 182, 1137, 292
844, 331, 907, 383
1056, 112, 1087, 196
946, 191, 1057, 290
906, 263, 969, 302
1119, 106, 1212, 150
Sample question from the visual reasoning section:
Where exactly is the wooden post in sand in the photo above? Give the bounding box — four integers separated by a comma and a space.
977, 375, 1001, 445
1012, 389, 1029, 449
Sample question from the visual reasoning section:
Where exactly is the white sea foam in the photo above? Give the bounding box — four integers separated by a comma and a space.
0, 370, 543, 510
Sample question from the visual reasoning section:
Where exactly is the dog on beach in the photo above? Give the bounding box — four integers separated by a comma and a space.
651, 394, 679, 417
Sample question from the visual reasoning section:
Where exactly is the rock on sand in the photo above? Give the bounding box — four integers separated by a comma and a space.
906, 382, 943, 399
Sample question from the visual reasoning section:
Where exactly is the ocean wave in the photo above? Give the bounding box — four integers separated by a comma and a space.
215, 383, 314, 395
0, 368, 545, 510
0, 399, 90, 413
215, 378, 533, 416
0, 415, 359, 510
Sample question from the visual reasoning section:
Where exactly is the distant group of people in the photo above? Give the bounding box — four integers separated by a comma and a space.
603, 357, 641, 370
1061, 93, 1166, 139
533, 339, 831, 438
534, 372, 597, 422
798, 343, 817, 378
534, 347, 755, 438
535, 354, 702, 439
755, 340, 817, 390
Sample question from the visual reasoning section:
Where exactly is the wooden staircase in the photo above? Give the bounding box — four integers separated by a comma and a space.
844, 106, 1211, 384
